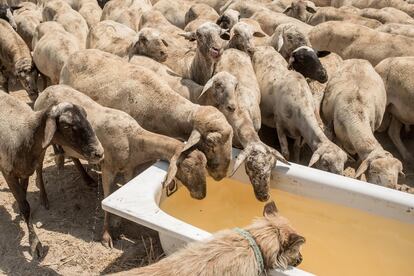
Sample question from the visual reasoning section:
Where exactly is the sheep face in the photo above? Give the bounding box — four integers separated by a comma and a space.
176, 149, 207, 199
15, 59, 38, 100
309, 142, 347, 175
289, 46, 329, 83
283, 0, 317, 22
200, 71, 238, 113
190, 107, 233, 181
355, 151, 403, 187
182, 22, 230, 61
47, 103, 104, 164
216, 9, 240, 30
228, 22, 265, 53
0, 4, 17, 30
132, 28, 168, 62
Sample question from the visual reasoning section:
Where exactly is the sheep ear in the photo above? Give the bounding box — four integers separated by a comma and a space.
277, 34, 284, 52
230, 147, 251, 176
43, 117, 57, 149
317, 50, 331, 58
308, 152, 320, 167
263, 200, 278, 217
283, 6, 292, 14
355, 159, 369, 178
179, 32, 197, 41
163, 154, 179, 189
182, 129, 201, 152
199, 77, 215, 99
271, 148, 290, 165
253, 31, 266, 38
287, 55, 294, 70
306, 6, 317, 13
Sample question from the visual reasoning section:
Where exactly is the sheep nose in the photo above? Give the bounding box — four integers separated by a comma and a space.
227, 105, 236, 112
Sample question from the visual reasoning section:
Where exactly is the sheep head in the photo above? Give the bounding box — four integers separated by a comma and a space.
283, 0, 317, 22
309, 141, 348, 175
185, 106, 233, 181
180, 22, 229, 61
227, 22, 265, 53
15, 58, 39, 100
231, 142, 289, 201
130, 28, 168, 62
0, 4, 18, 30
199, 71, 238, 113
216, 9, 240, 30
43, 102, 104, 164
355, 149, 403, 187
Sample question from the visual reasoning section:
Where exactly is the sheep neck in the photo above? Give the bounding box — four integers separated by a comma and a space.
190, 49, 215, 85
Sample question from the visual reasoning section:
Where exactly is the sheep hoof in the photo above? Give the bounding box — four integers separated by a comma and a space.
29, 237, 44, 259
101, 232, 113, 249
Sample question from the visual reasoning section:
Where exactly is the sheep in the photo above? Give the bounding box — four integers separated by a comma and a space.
87, 20, 168, 61
215, 48, 262, 132
284, 0, 382, 28
60, 49, 233, 181
153, 0, 191, 29
376, 23, 414, 38
331, 0, 414, 18
216, 8, 240, 30
0, 19, 38, 99
251, 9, 313, 36
219, 0, 268, 18
34, 84, 207, 247
265, 23, 329, 83
176, 22, 229, 85
109, 201, 305, 276
375, 57, 414, 163
42, 0, 89, 48
359, 7, 414, 25
12, 2, 42, 50
226, 22, 266, 53
0, 91, 103, 259
76, 0, 102, 27
33, 27, 80, 86
252, 46, 348, 174
31, 21, 65, 49
309, 21, 414, 66
131, 56, 288, 201
322, 59, 403, 187
0, 2, 17, 30
184, 3, 219, 32
101, 0, 152, 31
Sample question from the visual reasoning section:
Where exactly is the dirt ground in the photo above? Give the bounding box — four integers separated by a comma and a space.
1, 87, 413, 276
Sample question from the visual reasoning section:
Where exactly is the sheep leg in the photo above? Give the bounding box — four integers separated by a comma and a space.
71, 158, 97, 187
388, 116, 414, 163
4, 174, 43, 259
52, 144, 65, 170
293, 137, 302, 163
35, 152, 49, 210
102, 169, 116, 248
0, 70, 8, 93
276, 123, 290, 160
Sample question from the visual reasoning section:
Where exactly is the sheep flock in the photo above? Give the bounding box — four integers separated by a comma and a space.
0, 0, 413, 273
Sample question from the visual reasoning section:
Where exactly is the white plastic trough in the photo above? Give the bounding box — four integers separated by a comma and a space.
102, 148, 414, 276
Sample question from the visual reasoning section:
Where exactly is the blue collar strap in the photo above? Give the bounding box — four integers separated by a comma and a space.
234, 227, 265, 274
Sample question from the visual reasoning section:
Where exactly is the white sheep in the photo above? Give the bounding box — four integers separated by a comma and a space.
359, 7, 414, 24
33, 27, 80, 85
331, 0, 414, 18
322, 59, 403, 187
12, 2, 42, 50
87, 20, 168, 61
76, 0, 103, 27
184, 3, 219, 32
309, 21, 414, 66
0, 91, 103, 259
32, 21, 65, 49
0, 19, 38, 99
34, 84, 207, 248
375, 57, 414, 163
60, 49, 233, 181
42, 0, 89, 48
252, 46, 348, 174
153, 0, 191, 29
376, 23, 414, 38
